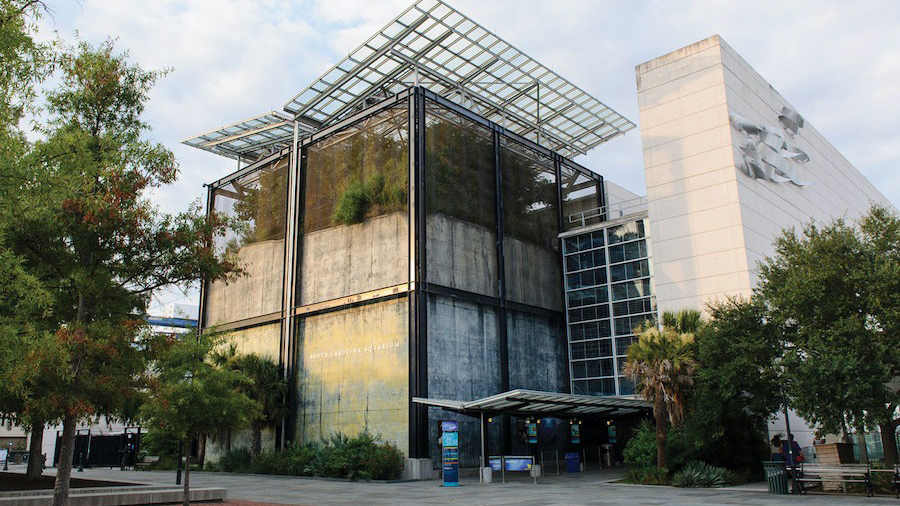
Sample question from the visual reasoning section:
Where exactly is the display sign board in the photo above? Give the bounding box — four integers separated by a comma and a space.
607, 423, 617, 443
489, 456, 533, 471
442, 421, 459, 487
526, 422, 538, 444
570, 424, 580, 444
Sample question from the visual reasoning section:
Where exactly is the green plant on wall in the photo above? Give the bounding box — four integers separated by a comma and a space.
303, 108, 408, 231
424, 111, 496, 229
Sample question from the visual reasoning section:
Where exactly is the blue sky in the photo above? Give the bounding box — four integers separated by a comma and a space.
35, 0, 900, 312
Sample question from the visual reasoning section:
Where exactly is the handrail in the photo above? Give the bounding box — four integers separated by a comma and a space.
567, 196, 648, 228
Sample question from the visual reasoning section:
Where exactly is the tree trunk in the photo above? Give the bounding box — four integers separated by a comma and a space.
856, 431, 869, 464
654, 395, 668, 470
51, 415, 76, 506
198, 433, 206, 469
250, 420, 262, 461
26, 420, 44, 480
182, 435, 191, 506
879, 420, 899, 467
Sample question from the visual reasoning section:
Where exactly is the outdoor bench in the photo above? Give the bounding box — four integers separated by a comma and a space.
793, 462, 900, 498
133, 455, 159, 469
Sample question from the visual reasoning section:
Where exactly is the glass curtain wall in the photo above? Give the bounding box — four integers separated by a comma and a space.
298, 105, 409, 305
563, 218, 654, 396
206, 156, 288, 326
424, 103, 498, 296
500, 137, 562, 311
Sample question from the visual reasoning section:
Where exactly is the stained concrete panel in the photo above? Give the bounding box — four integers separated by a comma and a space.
426, 213, 498, 297
426, 294, 502, 467
205, 239, 284, 325
503, 237, 563, 311
299, 212, 409, 305
506, 310, 567, 393
296, 297, 409, 454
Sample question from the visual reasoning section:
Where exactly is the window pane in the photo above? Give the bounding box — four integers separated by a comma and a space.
607, 220, 645, 245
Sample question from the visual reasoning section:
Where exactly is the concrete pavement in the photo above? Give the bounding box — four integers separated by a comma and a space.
16, 465, 899, 505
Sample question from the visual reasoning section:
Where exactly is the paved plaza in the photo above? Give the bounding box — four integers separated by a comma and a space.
10, 465, 897, 505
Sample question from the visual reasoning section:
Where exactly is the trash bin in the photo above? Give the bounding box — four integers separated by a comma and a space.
565, 452, 581, 473
763, 461, 788, 494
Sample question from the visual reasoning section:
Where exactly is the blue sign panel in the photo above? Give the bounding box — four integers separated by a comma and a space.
442, 421, 459, 487
442, 431, 458, 448
526, 422, 538, 444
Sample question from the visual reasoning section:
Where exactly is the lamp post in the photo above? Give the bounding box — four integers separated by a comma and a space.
775, 356, 799, 494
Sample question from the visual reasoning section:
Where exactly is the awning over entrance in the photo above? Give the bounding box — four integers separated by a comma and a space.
413, 388, 651, 419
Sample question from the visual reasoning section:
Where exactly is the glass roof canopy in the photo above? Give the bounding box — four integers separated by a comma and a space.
184, 0, 635, 161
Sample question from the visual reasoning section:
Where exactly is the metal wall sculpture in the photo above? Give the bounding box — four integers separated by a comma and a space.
729, 106, 812, 186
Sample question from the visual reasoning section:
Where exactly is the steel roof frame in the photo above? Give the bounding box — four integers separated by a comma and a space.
185, 0, 634, 162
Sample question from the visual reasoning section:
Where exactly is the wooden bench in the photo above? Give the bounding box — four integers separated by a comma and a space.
133, 456, 160, 469
794, 462, 900, 498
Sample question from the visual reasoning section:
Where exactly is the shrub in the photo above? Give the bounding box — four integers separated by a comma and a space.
672, 461, 735, 488
217, 448, 252, 473
333, 180, 371, 225
305, 432, 404, 481
624, 467, 670, 485
623, 419, 699, 472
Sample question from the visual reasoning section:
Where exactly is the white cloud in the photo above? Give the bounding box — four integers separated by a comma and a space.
34, 0, 900, 311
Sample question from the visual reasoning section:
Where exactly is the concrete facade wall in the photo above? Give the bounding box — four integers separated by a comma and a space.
636, 35, 892, 313
205, 239, 284, 325
506, 310, 567, 392
503, 237, 563, 311
426, 294, 502, 468
426, 213, 498, 297
299, 212, 408, 305
296, 297, 409, 454
222, 323, 280, 360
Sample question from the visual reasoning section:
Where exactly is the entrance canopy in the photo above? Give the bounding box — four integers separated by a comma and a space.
413, 389, 651, 419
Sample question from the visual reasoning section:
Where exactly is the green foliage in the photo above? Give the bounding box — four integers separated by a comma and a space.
624, 467, 670, 485
623, 315, 698, 470
332, 172, 407, 226
141, 332, 258, 443
622, 420, 698, 473
757, 205, 899, 462
671, 461, 734, 488
305, 108, 408, 232
306, 432, 404, 481
210, 433, 403, 481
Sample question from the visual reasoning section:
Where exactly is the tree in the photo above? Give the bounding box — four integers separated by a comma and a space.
0, 0, 56, 480
757, 205, 900, 465
213, 348, 287, 460
142, 332, 257, 506
686, 297, 783, 473
0, 40, 240, 506
623, 310, 698, 470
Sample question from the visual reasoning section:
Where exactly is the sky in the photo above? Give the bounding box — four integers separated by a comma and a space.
33, 0, 900, 313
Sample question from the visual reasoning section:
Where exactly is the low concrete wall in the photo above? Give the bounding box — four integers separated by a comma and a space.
0, 485, 225, 506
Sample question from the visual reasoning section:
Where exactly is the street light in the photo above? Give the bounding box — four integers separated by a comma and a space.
774, 356, 799, 494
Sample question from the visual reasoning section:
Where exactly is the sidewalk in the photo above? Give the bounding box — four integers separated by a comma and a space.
16, 465, 899, 505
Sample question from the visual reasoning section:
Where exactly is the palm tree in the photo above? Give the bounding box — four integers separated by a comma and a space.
213, 347, 287, 460
623, 310, 700, 470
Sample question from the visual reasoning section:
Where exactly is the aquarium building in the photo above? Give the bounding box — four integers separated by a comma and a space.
186, 0, 894, 472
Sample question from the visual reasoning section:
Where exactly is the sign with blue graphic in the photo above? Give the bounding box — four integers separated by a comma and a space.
441, 421, 459, 487
526, 422, 538, 444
